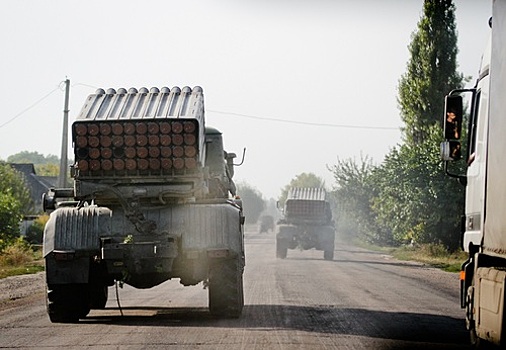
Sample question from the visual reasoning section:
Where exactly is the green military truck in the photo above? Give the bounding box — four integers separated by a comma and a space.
42, 86, 245, 322
276, 187, 335, 260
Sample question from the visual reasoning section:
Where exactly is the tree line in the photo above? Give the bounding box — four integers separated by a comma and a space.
330, 1, 466, 251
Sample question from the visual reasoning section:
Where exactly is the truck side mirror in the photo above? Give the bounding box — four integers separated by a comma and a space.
225, 152, 237, 178
441, 140, 462, 161
444, 95, 463, 140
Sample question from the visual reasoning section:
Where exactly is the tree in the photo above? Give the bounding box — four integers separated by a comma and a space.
398, 0, 465, 145
373, 0, 467, 250
35, 163, 60, 176
329, 156, 390, 244
7, 151, 61, 176
263, 198, 282, 222
0, 192, 23, 250
7, 151, 59, 165
372, 126, 464, 249
0, 162, 32, 248
25, 215, 50, 245
327, 1, 466, 250
236, 182, 265, 224
278, 173, 325, 206
0, 162, 32, 214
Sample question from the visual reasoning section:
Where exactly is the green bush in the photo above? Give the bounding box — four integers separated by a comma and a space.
420, 243, 453, 258
0, 237, 33, 266
25, 215, 49, 244
0, 192, 23, 249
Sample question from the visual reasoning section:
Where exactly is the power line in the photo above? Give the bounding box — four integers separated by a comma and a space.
0, 81, 101, 131
0, 83, 399, 131
207, 109, 399, 130
0, 85, 62, 129
72, 82, 99, 90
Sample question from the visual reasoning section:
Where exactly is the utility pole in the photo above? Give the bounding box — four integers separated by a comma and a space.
58, 78, 70, 188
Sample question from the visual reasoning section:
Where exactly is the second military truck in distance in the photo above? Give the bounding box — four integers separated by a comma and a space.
42, 86, 245, 322
276, 187, 335, 260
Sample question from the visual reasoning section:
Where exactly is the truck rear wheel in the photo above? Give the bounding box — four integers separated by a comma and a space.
208, 257, 244, 318
324, 249, 334, 260
46, 284, 91, 323
89, 285, 108, 309
276, 239, 288, 259
470, 328, 496, 349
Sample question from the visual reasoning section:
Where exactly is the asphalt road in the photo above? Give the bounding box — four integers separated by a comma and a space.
0, 227, 470, 349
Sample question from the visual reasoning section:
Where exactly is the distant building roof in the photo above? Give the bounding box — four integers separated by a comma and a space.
9, 163, 57, 213
38, 175, 57, 188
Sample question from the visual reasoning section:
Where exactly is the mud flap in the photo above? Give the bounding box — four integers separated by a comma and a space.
45, 255, 90, 284
208, 257, 244, 318
475, 267, 506, 346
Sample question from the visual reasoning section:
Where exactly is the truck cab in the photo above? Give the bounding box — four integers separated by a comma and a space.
442, 37, 490, 254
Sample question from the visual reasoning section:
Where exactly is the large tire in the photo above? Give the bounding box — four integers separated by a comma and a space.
470, 328, 496, 349
323, 249, 334, 261
89, 285, 108, 309
276, 239, 288, 259
46, 284, 91, 323
208, 257, 244, 318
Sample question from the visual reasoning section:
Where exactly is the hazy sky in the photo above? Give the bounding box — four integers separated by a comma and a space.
0, 0, 491, 199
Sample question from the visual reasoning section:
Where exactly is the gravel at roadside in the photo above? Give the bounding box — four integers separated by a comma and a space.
0, 272, 45, 303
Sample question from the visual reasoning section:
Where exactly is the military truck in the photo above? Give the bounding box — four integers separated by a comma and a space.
276, 187, 334, 260
258, 215, 275, 233
42, 86, 245, 322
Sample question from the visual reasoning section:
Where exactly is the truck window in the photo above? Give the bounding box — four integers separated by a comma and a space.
467, 90, 481, 163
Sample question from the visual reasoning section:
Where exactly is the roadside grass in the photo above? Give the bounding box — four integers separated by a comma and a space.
391, 244, 467, 272
0, 265, 44, 279
0, 230, 468, 279
354, 239, 467, 273
0, 240, 44, 279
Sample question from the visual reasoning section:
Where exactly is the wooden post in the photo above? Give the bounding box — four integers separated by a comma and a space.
58, 78, 70, 188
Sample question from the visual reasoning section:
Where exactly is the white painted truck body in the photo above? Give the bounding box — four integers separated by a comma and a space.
449, 0, 506, 346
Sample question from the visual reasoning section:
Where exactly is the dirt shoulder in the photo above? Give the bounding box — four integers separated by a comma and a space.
0, 271, 45, 305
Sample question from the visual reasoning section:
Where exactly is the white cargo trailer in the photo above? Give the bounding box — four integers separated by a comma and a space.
442, 0, 506, 346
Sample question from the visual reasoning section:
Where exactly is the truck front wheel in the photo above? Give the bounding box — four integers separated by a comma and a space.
324, 249, 334, 260
208, 257, 244, 318
276, 239, 288, 259
470, 328, 495, 349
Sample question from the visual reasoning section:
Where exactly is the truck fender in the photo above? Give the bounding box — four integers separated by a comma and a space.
43, 206, 112, 257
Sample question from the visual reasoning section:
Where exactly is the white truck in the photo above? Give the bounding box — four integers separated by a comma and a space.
441, 0, 506, 346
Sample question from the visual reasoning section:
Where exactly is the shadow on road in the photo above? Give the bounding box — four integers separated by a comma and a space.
83, 304, 470, 348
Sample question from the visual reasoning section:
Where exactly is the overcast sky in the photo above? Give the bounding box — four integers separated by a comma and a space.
0, 0, 491, 199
